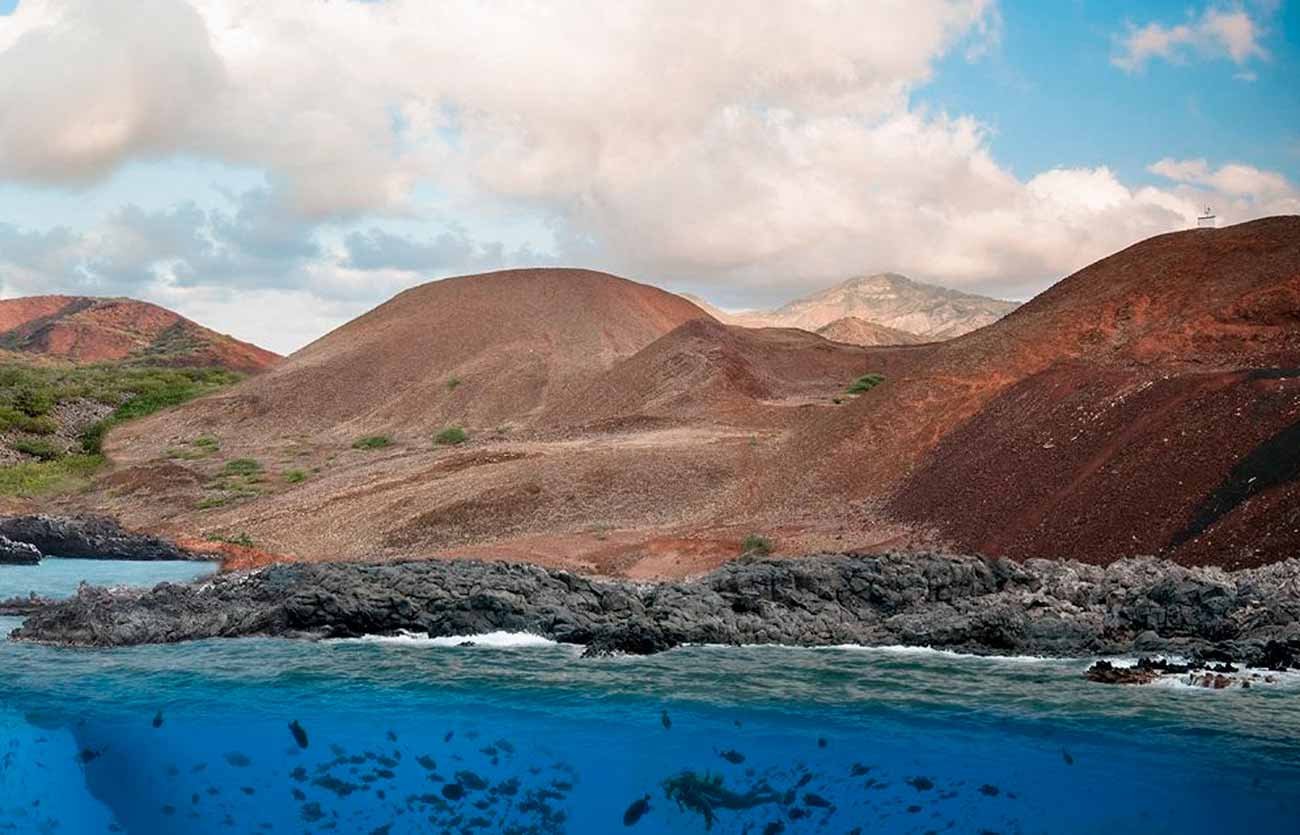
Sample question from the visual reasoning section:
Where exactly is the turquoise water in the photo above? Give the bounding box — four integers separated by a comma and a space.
2, 561, 1299, 834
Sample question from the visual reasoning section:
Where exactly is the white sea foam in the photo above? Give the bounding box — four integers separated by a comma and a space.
345, 630, 559, 648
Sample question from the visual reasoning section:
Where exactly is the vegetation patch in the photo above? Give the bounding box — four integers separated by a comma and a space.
283, 469, 307, 484
0, 363, 242, 496
446, 377, 462, 391
351, 435, 393, 450
0, 454, 105, 498
434, 426, 468, 446
222, 458, 263, 477
740, 534, 773, 557
11, 437, 62, 461
845, 373, 886, 395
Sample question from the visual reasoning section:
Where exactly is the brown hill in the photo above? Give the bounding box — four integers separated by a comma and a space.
815, 317, 924, 346
38, 220, 1300, 577
791, 216, 1300, 568
0, 296, 279, 373
543, 319, 869, 428
122, 268, 713, 443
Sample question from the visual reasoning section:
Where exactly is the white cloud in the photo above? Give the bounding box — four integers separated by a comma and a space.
1113, 3, 1270, 73
1149, 158, 1293, 197
0, 1, 1296, 353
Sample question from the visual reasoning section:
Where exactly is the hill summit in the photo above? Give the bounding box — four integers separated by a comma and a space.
0, 296, 279, 373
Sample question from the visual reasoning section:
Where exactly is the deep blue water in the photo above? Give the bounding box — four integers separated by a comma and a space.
2, 561, 1299, 835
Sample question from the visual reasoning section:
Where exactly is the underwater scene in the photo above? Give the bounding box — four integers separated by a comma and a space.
3, 560, 1299, 835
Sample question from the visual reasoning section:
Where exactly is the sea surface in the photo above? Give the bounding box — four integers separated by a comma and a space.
2, 560, 1299, 835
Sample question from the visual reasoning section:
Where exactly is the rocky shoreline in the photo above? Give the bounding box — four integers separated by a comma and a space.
0, 515, 210, 563
10, 553, 1300, 672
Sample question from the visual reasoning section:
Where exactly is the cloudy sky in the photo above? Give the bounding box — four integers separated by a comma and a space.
1, 0, 1297, 354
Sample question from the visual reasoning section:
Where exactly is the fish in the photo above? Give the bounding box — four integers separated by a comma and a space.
240, 787, 256, 795
386, 731, 398, 742
455, 770, 488, 791
661, 710, 672, 730
719, 749, 745, 765
223, 752, 251, 768
908, 776, 935, 791
369, 825, 391, 835
803, 792, 831, 808
301, 802, 324, 823
76, 748, 103, 765
623, 794, 651, 826
794, 773, 811, 788
441, 783, 465, 801
850, 763, 872, 776
495, 739, 514, 754
1061, 748, 1074, 766
289, 720, 310, 749
762, 823, 785, 835
816, 737, 827, 748
152, 711, 164, 729
291, 788, 305, 802
444, 732, 454, 743
978, 784, 1000, 796
290, 766, 307, 782
417, 755, 437, 770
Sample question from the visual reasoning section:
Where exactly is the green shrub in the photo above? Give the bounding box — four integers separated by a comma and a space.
222, 458, 263, 476
740, 534, 773, 557
12, 386, 55, 417
845, 373, 886, 395
0, 454, 104, 497
434, 426, 468, 446
192, 436, 220, 450
12, 437, 62, 461
283, 469, 307, 484
0, 408, 58, 435
352, 435, 393, 450
446, 377, 462, 391
196, 495, 228, 510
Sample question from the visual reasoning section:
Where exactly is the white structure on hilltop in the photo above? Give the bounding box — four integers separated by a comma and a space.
1197, 206, 1217, 229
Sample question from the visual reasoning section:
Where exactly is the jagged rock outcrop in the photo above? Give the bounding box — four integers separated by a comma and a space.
12, 553, 1300, 669
0, 515, 200, 561
0, 535, 42, 565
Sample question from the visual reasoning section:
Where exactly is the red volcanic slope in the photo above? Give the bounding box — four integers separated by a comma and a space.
145, 268, 715, 439
0, 296, 280, 373
789, 216, 1299, 568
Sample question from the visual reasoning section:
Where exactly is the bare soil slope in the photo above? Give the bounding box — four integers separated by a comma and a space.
816, 316, 925, 346
116, 268, 712, 444
796, 216, 1300, 568
0, 296, 279, 373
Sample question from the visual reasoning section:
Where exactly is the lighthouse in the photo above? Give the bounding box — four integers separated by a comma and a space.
1196, 206, 1217, 229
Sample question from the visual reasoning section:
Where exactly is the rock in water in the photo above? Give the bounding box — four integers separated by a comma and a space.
12, 553, 1300, 671
0, 535, 41, 565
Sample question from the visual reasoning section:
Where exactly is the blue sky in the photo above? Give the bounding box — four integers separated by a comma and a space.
0, 0, 1296, 353
922, 0, 1300, 186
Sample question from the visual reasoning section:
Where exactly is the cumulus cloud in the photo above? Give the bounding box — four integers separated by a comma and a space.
1113, 3, 1271, 73
0, 0, 1297, 352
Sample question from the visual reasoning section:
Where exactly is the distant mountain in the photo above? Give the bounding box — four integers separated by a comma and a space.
683, 273, 1017, 340
815, 316, 925, 347
0, 296, 279, 373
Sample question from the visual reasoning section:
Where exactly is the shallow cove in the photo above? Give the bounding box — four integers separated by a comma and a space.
2, 560, 1299, 834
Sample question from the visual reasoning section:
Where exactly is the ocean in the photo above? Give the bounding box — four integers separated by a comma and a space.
2, 559, 1298, 834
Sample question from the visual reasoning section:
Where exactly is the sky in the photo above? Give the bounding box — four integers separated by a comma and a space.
0, 0, 1297, 355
